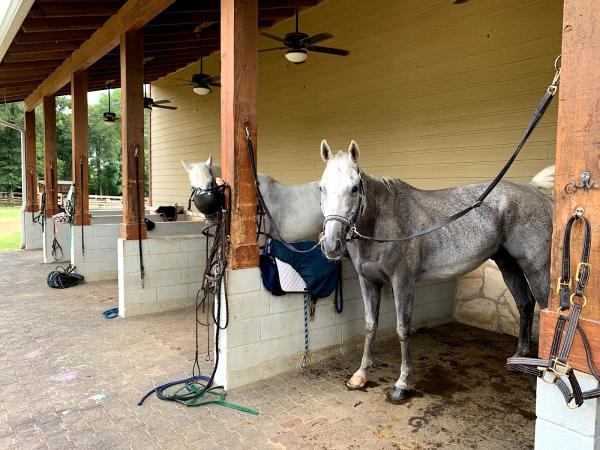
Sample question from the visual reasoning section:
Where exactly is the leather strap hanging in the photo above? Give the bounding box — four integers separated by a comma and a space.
79, 157, 85, 254
506, 209, 595, 409
135, 145, 145, 288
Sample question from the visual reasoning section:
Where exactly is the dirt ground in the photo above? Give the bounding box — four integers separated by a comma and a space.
0, 250, 536, 449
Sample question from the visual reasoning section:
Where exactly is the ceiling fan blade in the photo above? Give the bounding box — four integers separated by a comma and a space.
302, 32, 333, 46
152, 99, 171, 104
206, 75, 220, 83
153, 104, 177, 110
307, 45, 350, 56
172, 83, 195, 87
260, 32, 286, 43
259, 47, 288, 52
209, 82, 221, 87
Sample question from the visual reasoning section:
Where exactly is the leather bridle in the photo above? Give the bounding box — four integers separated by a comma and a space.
321, 173, 366, 240
507, 208, 596, 409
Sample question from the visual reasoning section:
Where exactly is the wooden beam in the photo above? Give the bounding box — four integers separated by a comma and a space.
120, 31, 146, 240
32, 2, 122, 18
9, 41, 83, 55
539, 0, 600, 373
71, 71, 90, 225
43, 95, 59, 217
220, 0, 259, 269
4, 51, 74, 63
0, 60, 63, 71
14, 30, 94, 44
21, 17, 110, 33
24, 110, 38, 213
24, 0, 175, 111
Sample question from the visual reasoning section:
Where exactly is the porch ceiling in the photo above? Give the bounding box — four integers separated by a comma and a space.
0, 0, 320, 103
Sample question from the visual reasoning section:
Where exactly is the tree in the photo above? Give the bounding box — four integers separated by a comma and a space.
0, 102, 24, 201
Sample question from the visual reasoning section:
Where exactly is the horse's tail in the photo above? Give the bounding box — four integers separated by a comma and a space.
530, 165, 555, 189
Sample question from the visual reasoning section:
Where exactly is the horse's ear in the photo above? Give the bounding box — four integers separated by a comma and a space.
320, 140, 331, 162
205, 154, 212, 168
348, 140, 360, 162
181, 160, 191, 173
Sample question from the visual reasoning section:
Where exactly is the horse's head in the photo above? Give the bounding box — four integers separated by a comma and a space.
182, 155, 225, 220
181, 154, 217, 190
319, 139, 362, 260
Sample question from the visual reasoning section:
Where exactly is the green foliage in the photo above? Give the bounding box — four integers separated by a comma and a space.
0, 88, 150, 197
0, 102, 24, 193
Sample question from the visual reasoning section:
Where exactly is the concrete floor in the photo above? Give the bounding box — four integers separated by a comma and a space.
0, 250, 536, 449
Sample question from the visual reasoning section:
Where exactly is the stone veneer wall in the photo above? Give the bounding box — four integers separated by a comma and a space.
454, 260, 540, 340
118, 235, 207, 317
215, 264, 456, 390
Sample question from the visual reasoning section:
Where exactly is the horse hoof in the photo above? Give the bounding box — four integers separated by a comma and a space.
345, 374, 366, 390
386, 387, 411, 404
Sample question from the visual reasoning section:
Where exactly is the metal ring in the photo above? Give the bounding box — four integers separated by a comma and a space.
555, 55, 562, 71
557, 306, 570, 315
570, 293, 587, 308
566, 398, 580, 410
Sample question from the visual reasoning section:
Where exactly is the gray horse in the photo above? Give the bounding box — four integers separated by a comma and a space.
182, 156, 323, 241
318, 140, 553, 403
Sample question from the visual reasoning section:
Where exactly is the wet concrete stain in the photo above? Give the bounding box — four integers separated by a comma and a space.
412, 365, 467, 398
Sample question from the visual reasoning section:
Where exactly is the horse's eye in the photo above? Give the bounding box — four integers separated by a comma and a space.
351, 186, 359, 193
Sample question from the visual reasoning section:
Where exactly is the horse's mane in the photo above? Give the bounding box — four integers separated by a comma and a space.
362, 171, 412, 195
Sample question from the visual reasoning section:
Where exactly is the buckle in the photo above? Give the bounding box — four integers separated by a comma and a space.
576, 262, 591, 284
542, 358, 571, 384
556, 278, 571, 293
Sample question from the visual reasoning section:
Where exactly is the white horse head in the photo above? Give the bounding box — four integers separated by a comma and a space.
181, 154, 219, 189
319, 139, 361, 260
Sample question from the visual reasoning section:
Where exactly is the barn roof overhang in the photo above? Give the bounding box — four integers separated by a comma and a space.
0, 0, 319, 109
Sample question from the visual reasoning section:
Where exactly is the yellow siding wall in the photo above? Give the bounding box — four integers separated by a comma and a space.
150, 0, 562, 206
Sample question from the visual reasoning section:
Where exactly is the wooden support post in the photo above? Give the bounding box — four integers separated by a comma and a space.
71, 71, 90, 225
24, 110, 38, 213
538, 0, 600, 372
43, 95, 59, 217
120, 30, 146, 240
220, 0, 259, 269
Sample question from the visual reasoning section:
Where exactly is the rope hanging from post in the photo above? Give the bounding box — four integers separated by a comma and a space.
134, 145, 145, 288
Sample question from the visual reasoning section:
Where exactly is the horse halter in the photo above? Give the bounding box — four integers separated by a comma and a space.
188, 184, 226, 220
321, 172, 366, 240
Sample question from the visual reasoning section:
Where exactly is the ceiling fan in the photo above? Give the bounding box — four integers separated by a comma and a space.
103, 81, 119, 125
174, 30, 220, 95
259, 7, 350, 63
142, 70, 177, 111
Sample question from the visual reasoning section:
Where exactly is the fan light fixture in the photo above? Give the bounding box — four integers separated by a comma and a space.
193, 85, 211, 95
285, 49, 308, 64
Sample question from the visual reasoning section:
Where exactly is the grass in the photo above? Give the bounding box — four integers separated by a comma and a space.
0, 206, 21, 251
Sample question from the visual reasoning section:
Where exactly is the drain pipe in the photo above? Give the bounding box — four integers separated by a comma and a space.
0, 119, 26, 249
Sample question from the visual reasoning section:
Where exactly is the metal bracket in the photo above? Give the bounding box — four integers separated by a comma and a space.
565, 171, 596, 194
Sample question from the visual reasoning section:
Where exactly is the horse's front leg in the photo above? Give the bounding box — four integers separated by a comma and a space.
387, 275, 415, 403
346, 276, 382, 390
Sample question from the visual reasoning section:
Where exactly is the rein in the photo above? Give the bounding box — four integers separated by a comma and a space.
134, 146, 145, 288
506, 208, 597, 409
244, 125, 322, 254
325, 57, 561, 243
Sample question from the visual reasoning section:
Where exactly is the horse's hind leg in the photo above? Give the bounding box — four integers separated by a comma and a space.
346, 276, 382, 390
491, 248, 536, 356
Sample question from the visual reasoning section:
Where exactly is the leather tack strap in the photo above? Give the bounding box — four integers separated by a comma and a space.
559, 214, 592, 310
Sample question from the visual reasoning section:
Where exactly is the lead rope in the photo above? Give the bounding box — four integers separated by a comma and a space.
134, 146, 145, 288
301, 292, 310, 370
339, 56, 562, 243
506, 208, 596, 409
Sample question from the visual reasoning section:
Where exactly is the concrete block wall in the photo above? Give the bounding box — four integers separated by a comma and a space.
454, 260, 540, 340
118, 235, 207, 317
215, 265, 456, 389
22, 211, 43, 250
42, 218, 71, 263
71, 224, 120, 281
535, 371, 600, 449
